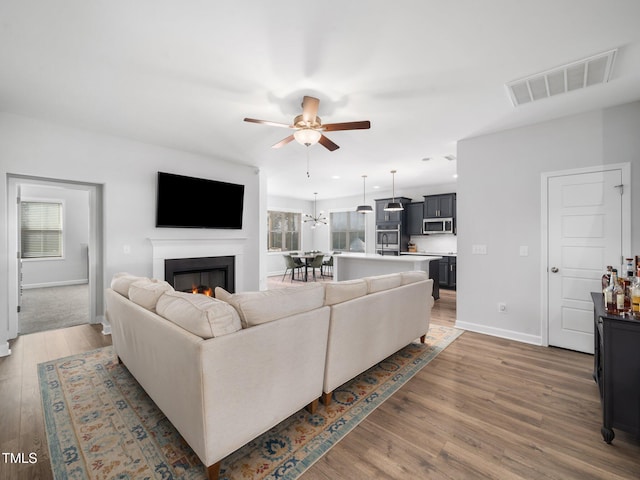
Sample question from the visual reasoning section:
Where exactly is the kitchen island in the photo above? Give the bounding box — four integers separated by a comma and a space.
333, 253, 441, 299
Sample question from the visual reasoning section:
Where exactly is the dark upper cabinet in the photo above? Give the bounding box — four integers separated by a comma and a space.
424, 193, 456, 218
375, 197, 412, 226
406, 202, 424, 235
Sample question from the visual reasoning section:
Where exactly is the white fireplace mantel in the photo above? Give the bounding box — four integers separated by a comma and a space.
149, 237, 247, 292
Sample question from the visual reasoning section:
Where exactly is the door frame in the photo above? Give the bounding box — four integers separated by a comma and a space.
540, 162, 631, 347
6, 174, 105, 339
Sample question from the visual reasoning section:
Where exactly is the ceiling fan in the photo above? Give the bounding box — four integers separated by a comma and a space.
244, 96, 371, 151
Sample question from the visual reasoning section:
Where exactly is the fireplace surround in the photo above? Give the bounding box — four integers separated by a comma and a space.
149, 238, 247, 294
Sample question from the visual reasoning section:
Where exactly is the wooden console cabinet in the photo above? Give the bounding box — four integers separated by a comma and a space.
591, 292, 640, 443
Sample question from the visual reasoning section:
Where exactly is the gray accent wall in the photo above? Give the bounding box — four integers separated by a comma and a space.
457, 101, 640, 344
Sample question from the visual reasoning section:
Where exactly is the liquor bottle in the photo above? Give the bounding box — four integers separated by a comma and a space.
625, 258, 635, 279
632, 278, 640, 319
602, 265, 613, 294
604, 269, 618, 315
619, 275, 631, 313
605, 270, 624, 315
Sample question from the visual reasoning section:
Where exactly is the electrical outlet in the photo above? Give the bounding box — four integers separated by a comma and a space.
498, 303, 507, 313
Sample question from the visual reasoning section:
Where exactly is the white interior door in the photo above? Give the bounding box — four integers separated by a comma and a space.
548, 169, 623, 353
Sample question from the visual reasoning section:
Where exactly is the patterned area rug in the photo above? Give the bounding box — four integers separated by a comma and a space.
38, 324, 462, 480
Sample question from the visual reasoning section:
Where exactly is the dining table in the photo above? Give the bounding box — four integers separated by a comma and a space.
290, 252, 325, 282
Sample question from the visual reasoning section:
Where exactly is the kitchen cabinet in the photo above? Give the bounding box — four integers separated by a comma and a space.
591, 292, 640, 444
406, 202, 424, 235
438, 256, 456, 289
424, 193, 456, 218
375, 197, 412, 226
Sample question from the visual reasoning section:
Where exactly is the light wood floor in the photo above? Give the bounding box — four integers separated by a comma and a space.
1, 289, 639, 479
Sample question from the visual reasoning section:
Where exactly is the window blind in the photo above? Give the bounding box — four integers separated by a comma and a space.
20, 201, 63, 258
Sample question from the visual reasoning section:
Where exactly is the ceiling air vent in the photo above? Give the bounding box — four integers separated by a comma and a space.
506, 49, 617, 106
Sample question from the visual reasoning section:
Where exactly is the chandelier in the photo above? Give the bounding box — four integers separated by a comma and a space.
304, 192, 327, 229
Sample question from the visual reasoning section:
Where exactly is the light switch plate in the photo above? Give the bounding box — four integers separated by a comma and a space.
472, 244, 487, 255
519, 246, 529, 256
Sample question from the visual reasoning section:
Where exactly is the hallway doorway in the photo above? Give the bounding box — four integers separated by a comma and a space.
6, 175, 104, 339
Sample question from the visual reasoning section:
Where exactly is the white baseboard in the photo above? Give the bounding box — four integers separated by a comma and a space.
99, 316, 111, 335
455, 320, 542, 346
23, 279, 89, 289
0, 342, 11, 357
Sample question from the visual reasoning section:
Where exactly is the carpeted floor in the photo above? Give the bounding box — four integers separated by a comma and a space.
38, 324, 462, 480
20, 284, 89, 335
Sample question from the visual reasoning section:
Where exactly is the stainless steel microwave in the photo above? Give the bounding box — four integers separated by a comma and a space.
423, 218, 455, 234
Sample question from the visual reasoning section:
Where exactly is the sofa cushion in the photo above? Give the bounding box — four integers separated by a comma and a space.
215, 283, 325, 328
111, 273, 150, 298
128, 279, 174, 312
366, 273, 403, 294
400, 270, 429, 285
156, 291, 242, 338
324, 279, 368, 306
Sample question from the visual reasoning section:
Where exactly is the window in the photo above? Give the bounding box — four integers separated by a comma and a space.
20, 201, 63, 258
267, 210, 301, 252
330, 211, 365, 252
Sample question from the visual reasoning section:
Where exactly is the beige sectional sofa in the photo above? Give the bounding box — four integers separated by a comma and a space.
105, 270, 433, 480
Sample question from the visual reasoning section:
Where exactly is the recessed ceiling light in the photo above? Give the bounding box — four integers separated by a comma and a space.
373, 185, 380, 189
453, 174, 459, 179
331, 175, 340, 179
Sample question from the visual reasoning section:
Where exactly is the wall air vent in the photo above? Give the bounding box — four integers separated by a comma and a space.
506, 49, 617, 107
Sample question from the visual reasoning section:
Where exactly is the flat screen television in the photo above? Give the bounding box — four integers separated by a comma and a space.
156, 172, 244, 229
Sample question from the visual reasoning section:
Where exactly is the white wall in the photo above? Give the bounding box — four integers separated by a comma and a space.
20, 184, 90, 287
457, 101, 640, 344
0, 112, 261, 355
266, 195, 313, 276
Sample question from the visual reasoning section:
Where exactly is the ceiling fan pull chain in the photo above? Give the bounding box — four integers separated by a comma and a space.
306, 146, 311, 178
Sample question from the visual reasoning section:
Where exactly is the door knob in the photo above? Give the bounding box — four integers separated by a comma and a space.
550, 267, 559, 273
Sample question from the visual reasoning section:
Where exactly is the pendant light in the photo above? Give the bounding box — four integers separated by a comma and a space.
356, 175, 373, 213
384, 170, 403, 211
304, 192, 327, 229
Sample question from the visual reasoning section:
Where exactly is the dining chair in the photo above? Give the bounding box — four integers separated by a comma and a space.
308, 254, 325, 281
322, 255, 334, 277
282, 255, 304, 282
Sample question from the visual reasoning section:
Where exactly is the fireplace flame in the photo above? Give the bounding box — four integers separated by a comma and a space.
191, 285, 213, 297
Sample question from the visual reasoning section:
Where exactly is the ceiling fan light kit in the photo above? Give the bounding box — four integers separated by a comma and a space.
293, 128, 322, 146
356, 174, 373, 213
384, 170, 404, 211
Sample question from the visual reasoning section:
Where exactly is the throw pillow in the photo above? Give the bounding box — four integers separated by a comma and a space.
111, 274, 149, 298
156, 290, 242, 339
366, 273, 403, 294
129, 279, 174, 312
323, 279, 368, 306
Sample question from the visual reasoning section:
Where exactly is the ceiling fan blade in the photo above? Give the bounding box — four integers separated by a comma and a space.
271, 134, 296, 149
322, 120, 371, 132
301, 96, 320, 124
244, 118, 293, 129
318, 134, 340, 151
